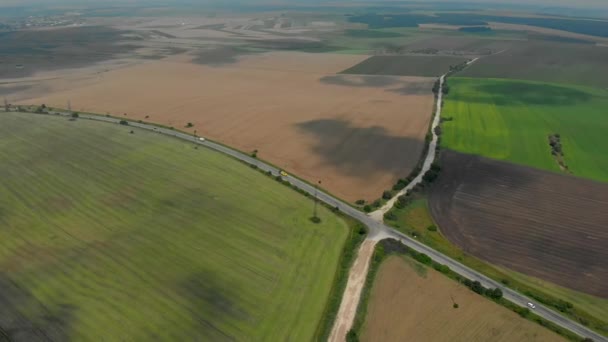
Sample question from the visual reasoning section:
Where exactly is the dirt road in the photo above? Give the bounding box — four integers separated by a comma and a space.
328, 239, 377, 342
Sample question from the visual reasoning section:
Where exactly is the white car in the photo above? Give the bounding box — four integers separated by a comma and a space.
527, 302, 536, 309
199, 137, 206, 142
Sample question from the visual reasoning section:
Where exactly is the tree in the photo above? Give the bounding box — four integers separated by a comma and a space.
382, 191, 392, 200
186, 122, 194, 128
471, 281, 485, 294
363, 205, 372, 213
71, 112, 79, 118
346, 330, 359, 342
488, 288, 503, 300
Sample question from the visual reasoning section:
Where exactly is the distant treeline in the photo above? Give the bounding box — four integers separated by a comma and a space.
348, 13, 608, 37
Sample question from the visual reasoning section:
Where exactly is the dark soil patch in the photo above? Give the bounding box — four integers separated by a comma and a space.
340, 55, 469, 77
429, 150, 608, 297
459, 41, 608, 88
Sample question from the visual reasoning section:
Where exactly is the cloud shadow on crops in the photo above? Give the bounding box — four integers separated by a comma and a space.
0, 85, 31, 96
320, 74, 431, 95
0, 273, 75, 341
460, 81, 596, 106
296, 119, 424, 180
179, 270, 248, 340
191, 46, 258, 66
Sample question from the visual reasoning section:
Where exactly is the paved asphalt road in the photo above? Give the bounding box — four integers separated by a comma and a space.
15, 109, 607, 342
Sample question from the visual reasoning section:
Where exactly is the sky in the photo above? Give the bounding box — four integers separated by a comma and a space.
0, 0, 606, 10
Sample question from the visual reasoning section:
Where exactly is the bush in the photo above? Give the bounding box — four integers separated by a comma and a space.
433, 263, 450, 274
422, 169, 439, 183
119, 120, 129, 126
488, 288, 503, 300
384, 211, 397, 221
413, 252, 432, 265
355, 199, 365, 205
427, 225, 437, 232
471, 281, 485, 294
453, 303, 459, 309
310, 216, 321, 224
363, 205, 372, 212
186, 122, 194, 128
71, 112, 79, 118
346, 330, 359, 342
372, 200, 381, 208
382, 191, 392, 200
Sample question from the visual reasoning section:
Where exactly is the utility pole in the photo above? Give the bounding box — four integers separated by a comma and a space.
313, 180, 321, 221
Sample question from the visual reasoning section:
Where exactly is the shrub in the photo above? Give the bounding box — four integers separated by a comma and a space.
363, 205, 372, 213
471, 281, 485, 294
384, 211, 397, 221
372, 200, 381, 208
427, 225, 437, 232
355, 199, 365, 205
382, 191, 392, 200
488, 288, 503, 300
346, 330, 359, 342
310, 216, 321, 224
71, 112, 79, 118
453, 303, 459, 309
413, 252, 432, 265
119, 120, 129, 126
186, 122, 194, 128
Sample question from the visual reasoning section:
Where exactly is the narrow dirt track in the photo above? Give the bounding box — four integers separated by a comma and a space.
328, 239, 377, 342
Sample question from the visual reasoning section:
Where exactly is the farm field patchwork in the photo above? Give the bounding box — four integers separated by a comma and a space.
340, 55, 469, 77
19, 51, 437, 202
0, 112, 350, 341
361, 255, 564, 342
441, 77, 608, 183
429, 150, 608, 297
458, 42, 608, 88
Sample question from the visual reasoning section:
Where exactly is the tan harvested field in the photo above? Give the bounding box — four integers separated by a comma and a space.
361, 256, 564, 342
19, 52, 436, 202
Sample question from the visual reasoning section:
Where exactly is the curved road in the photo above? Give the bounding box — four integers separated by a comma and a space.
370, 74, 445, 221
11, 108, 607, 342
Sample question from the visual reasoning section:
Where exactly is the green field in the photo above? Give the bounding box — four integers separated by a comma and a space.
441, 77, 608, 182
0, 112, 349, 341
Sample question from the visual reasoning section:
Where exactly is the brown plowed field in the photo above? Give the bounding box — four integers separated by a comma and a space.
19, 52, 436, 202
429, 151, 608, 297
362, 256, 563, 342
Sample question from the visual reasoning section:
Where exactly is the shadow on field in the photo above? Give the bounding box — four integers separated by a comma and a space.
179, 271, 248, 340
0, 85, 31, 96
0, 26, 141, 78
463, 81, 595, 106
320, 75, 430, 95
191, 46, 258, 66
296, 119, 423, 179
0, 273, 75, 341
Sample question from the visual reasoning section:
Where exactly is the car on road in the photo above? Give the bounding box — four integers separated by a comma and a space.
280, 170, 288, 177
199, 137, 205, 141
527, 302, 536, 309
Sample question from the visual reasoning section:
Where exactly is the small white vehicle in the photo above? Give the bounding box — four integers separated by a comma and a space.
199, 137, 206, 142
527, 302, 536, 309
